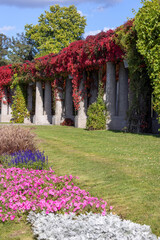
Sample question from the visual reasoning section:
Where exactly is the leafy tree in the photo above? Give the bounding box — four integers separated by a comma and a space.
8, 32, 38, 63
0, 34, 10, 66
135, 0, 160, 120
25, 4, 86, 57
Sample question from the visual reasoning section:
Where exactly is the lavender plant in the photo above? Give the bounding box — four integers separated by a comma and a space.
2, 150, 49, 170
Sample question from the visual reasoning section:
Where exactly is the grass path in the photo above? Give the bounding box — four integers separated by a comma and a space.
0, 125, 160, 239
34, 126, 160, 236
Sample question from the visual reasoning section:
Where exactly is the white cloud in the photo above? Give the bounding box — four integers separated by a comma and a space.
0, 0, 122, 8
77, 10, 84, 17
0, 26, 16, 33
103, 27, 115, 31
84, 30, 101, 38
84, 26, 115, 38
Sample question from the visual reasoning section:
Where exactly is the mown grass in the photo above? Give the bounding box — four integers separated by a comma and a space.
0, 125, 160, 239
0, 216, 34, 240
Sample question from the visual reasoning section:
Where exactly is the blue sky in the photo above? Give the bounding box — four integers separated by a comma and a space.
0, 0, 142, 39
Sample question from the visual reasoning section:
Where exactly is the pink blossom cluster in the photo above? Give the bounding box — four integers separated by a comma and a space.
0, 165, 111, 222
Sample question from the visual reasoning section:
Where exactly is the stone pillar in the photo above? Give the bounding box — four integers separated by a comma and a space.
89, 71, 98, 105
115, 80, 120, 116
52, 88, 64, 125
106, 62, 129, 131
65, 78, 74, 120
34, 81, 43, 125
118, 62, 128, 117
75, 72, 87, 128
0, 87, 12, 122
1, 87, 8, 122
106, 62, 116, 117
128, 82, 134, 110
8, 88, 13, 116
24, 85, 33, 124
27, 85, 33, 113
44, 81, 52, 123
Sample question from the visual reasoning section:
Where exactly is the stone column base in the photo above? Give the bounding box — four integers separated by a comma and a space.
75, 115, 87, 128
33, 115, 52, 125
152, 118, 160, 134
0, 114, 12, 123
106, 116, 127, 131
24, 118, 32, 124
52, 115, 64, 125
24, 115, 34, 124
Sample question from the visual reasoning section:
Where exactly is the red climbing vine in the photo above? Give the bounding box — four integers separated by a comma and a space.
0, 28, 126, 109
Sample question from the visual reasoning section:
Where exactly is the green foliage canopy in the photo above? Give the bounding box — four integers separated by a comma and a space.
8, 32, 38, 63
25, 4, 86, 57
135, 0, 160, 118
0, 34, 10, 66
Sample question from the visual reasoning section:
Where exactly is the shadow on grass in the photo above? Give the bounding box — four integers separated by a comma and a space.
84, 127, 160, 138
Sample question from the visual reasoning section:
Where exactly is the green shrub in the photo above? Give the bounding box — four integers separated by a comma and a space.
11, 79, 30, 123
87, 87, 107, 130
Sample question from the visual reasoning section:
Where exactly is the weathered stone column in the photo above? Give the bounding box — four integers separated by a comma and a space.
106, 62, 116, 117
27, 85, 33, 113
98, 67, 107, 103
34, 81, 43, 125
89, 71, 98, 105
8, 88, 13, 116
24, 85, 33, 124
105, 62, 117, 130
44, 81, 52, 123
65, 78, 74, 120
1, 87, 8, 122
52, 88, 64, 125
8, 102, 12, 115
118, 62, 128, 117
75, 72, 87, 128
115, 80, 119, 116
128, 81, 134, 110
0, 87, 12, 122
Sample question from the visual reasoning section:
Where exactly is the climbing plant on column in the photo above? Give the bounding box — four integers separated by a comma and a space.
115, 20, 152, 132
135, 0, 160, 121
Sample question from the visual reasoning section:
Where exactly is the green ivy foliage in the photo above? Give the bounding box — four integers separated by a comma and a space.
135, 0, 160, 120
115, 21, 152, 132
11, 77, 30, 123
86, 82, 107, 130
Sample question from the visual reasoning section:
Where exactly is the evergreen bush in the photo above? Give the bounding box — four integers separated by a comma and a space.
87, 83, 107, 130
11, 83, 30, 123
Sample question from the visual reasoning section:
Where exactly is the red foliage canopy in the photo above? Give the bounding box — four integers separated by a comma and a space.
0, 65, 13, 88
0, 28, 126, 108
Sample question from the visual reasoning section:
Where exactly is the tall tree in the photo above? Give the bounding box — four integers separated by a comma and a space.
8, 32, 38, 63
25, 4, 86, 57
0, 34, 10, 66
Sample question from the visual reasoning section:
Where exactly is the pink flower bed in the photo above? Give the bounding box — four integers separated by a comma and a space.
0, 165, 111, 222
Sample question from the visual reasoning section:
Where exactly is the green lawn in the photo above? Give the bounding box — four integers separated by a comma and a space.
0, 125, 160, 239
